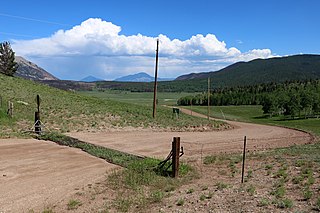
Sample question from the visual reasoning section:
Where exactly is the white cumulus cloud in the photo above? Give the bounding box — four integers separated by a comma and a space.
12, 18, 274, 80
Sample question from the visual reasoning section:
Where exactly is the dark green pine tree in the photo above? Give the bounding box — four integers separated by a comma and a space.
0, 41, 18, 76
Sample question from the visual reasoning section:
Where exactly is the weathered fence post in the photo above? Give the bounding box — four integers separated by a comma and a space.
7, 101, 13, 118
172, 137, 181, 178
35, 111, 41, 134
241, 136, 247, 183
172, 108, 180, 119
35, 95, 41, 134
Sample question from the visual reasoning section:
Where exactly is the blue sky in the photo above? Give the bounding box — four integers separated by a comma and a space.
1, 0, 319, 80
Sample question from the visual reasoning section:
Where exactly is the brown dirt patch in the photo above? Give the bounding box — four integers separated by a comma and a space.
68, 120, 312, 160
0, 139, 117, 212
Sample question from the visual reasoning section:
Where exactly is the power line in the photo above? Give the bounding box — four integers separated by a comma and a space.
0, 12, 72, 27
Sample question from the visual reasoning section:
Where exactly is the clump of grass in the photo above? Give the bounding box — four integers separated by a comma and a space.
224, 156, 241, 177
265, 164, 273, 176
247, 169, 253, 179
114, 197, 132, 212
215, 182, 228, 190
275, 198, 293, 209
303, 187, 313, 200
257, 198, 270, 207
265, 164, 273, 170
307, 175, 315, 185
176, 198, 184, 206
201, 185, 208, 191
246, 184, 256, 196
107, 157, 194, 212
150, 190, 164, 203
205, 192, 213, 199
271, 185, 286, 198
294, 159, 306, 167
67, 199, 82, 210
186, 188, 194, 194
273, 167, 288, 180
200, 191, 213, 201
164, 185, 176, 192
301, 167, 313, 178
292, 175, 303, 185
39, 132, 143, 168
203, 155, 217, 165
42, 208, 54, 213
229, 161, 237, 177
200, 194, 206, 201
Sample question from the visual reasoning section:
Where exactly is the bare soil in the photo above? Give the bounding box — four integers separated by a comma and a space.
0, 109, 315, 212
0, 139, 117, 212
68, 116, 313, 160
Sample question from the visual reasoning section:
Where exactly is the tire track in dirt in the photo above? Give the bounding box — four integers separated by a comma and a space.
69, 108, 314, 160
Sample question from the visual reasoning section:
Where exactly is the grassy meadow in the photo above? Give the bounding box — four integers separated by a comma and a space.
0, 75, 223, 137
80, 90, 320, 136
80, 90, 197, 106
182, 105, 320, 136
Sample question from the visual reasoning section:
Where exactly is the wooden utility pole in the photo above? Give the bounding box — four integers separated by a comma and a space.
152, 39, 159, 118
207, 77, 210, 120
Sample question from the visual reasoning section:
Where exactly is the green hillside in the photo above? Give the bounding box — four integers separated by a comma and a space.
176, 54, 320, 87
0, 74, 223, 137
88, 54, 320, 92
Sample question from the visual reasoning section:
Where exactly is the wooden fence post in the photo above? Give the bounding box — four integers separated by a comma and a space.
172, 137, 181, 178
7, 101, 13, 118
10, 102, 13, 117
35, 111, 41, 134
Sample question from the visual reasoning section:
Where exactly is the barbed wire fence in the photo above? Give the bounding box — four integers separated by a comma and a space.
179, 133, 314, 176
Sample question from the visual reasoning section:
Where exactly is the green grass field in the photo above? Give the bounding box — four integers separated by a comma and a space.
0, 75, 223, 137
80, 90, 197, 106
80, 90, 320, 136
183, 105, 320, 136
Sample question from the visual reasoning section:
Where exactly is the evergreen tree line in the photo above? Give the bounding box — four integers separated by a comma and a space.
0, 41, 18, 76
177, 80, 320, 118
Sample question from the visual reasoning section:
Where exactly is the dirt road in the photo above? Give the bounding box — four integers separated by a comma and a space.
0, 139, 117, 212
69, 109, 313, 160
0, 110, 314, 211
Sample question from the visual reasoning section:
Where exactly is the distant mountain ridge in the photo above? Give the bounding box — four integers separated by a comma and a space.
15, 56, 58, 80
176, 55, 320, 86
114, 72, 174, 82
26, 54, 320, 93
81, 75, 103, 82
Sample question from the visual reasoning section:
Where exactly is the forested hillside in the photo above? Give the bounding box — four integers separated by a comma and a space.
176, 54, 320, 83
95, 54, 320, 92
177, 80, 320, 118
